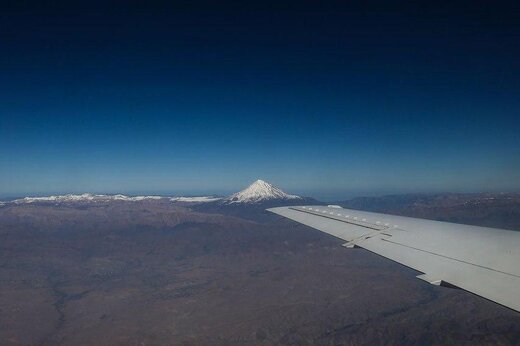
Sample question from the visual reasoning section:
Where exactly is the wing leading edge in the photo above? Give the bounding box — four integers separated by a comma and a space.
267, 205, 520, 312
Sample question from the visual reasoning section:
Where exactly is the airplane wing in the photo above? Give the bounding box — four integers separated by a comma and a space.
267, 205, 520, 312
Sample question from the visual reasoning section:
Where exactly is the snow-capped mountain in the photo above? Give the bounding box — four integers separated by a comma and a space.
193, 179, 318, 222
224, 180, 302, 204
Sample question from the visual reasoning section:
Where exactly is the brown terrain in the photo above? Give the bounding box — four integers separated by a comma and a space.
1, 194, 520, 345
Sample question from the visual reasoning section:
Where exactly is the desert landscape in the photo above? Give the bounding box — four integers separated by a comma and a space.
1, 187, 520, 345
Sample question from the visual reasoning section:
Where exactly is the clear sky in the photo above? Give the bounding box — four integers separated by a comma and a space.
1, 1, 519, 200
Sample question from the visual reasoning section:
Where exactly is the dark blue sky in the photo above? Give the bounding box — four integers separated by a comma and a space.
1, 1, 519, 199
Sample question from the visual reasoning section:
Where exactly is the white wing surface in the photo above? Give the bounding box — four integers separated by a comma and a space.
268, 205, 520, 312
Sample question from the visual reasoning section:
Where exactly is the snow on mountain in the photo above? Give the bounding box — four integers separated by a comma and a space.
10, 193, 220, 204
224, 179, 301, 204
170, 196, 222, 203
13, 193, 167, 204
7, 181, 298, 206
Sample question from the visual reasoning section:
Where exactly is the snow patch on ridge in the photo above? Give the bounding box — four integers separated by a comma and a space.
171, 196, 222, 203
10, 194, 219, 204
13, 194, 166, 204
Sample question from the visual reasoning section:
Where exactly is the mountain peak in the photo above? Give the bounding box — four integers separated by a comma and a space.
225, 179, 301, 204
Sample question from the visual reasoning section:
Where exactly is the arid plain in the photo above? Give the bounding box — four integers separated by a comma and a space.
1, 193, 520, 345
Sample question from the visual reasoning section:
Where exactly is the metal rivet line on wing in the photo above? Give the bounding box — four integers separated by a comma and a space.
289, 207, 389, 231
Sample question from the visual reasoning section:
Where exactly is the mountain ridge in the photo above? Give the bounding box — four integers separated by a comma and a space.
4, 193, 220, 205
